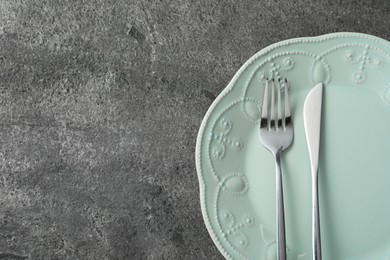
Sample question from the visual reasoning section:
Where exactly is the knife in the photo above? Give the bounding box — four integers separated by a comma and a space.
303, 83, 323, 260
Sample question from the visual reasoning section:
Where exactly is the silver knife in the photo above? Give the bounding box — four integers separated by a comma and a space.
303, 83, 323, 260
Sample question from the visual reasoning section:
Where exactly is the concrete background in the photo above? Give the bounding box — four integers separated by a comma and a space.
0, 0, 390, 259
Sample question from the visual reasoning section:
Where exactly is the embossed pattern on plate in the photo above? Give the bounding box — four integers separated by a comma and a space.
196, 32, 390, 260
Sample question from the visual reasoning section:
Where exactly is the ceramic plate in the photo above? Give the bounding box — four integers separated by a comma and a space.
195, 32, 390, 260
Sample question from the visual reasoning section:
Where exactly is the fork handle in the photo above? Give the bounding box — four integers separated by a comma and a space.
275, 151, 287, 260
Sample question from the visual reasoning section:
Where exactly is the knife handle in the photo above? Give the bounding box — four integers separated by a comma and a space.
312, 171, 322, 260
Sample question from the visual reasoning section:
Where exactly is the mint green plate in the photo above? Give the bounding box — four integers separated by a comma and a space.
195, 32, 390, 260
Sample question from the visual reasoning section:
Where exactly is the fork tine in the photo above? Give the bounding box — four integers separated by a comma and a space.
260, 80, 269, 128
277, 79, 282, 130
284, 79, 291, 125
270, 79, 275, 129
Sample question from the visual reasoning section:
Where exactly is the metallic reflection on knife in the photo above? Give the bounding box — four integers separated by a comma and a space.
303, 83, 323, 260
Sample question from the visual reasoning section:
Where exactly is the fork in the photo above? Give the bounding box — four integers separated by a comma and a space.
259, 78, 293, 260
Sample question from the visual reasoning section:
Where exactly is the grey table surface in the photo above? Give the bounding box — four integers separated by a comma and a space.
1, 0, 390, 259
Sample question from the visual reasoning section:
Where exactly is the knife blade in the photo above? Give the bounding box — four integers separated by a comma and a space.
303, 82, 323, 260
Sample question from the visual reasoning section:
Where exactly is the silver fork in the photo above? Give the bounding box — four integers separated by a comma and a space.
259, 78, 293, 260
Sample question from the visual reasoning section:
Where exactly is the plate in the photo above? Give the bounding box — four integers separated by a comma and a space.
195, 32, 390, 260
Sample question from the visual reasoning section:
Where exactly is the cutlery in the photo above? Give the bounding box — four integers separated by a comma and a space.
259, 78, 293, 260
303, 83, 323, 260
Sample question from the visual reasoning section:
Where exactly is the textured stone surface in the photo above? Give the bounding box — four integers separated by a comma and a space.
1, 0, 390, 259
